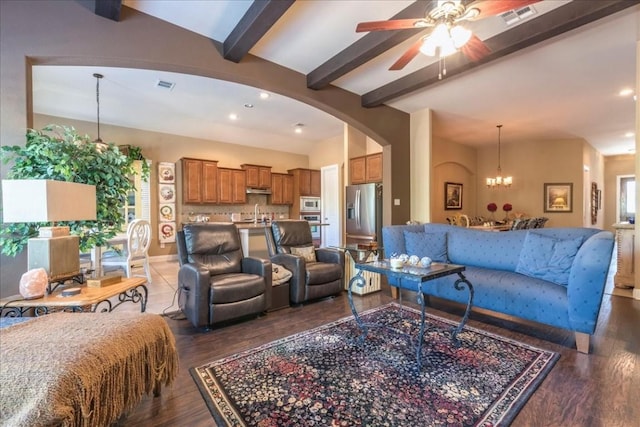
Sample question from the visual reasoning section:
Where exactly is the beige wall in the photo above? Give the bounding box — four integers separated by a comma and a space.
432, 137, 601, 228
431, 138, 477, 224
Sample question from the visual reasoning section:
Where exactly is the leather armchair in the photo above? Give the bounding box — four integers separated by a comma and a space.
177, 223, 272, 329
265, 220, 344, 305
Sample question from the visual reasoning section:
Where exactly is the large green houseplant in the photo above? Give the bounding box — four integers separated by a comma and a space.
0, 125, 149, 256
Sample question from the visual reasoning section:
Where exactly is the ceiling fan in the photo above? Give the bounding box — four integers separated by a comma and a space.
356, 0, 541, 72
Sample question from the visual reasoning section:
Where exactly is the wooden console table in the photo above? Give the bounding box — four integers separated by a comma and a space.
0, 277, 148, 317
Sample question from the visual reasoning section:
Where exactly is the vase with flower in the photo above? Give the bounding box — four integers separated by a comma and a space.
503, 203, 513, 222
487, 202, 497, 224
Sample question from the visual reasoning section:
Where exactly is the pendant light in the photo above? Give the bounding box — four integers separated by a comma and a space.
486, 124, 513, 188
93, 73, 106, 146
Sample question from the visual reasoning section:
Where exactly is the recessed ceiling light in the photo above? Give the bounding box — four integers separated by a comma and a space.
294, 123, 304, 134
259, 92, 270, 100
624, 132, 635, 138
229, 113, 238, 120
244, 103, 254, 108
619, 88, 634, 97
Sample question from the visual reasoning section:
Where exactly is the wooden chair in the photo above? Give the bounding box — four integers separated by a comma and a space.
101, 219, 152, 282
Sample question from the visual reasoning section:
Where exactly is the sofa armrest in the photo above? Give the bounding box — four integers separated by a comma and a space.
566, 231, 615, 334
271, 253, 305, 302
315, 248, 344, 268
242, 257, 273, 309
178, 263, 211, 328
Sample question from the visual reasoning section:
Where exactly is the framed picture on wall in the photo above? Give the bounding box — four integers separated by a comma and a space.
444, 182, 463, 210
544, 183, 573, 213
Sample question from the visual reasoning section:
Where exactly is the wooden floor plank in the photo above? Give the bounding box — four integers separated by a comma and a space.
122, 279, 640, 426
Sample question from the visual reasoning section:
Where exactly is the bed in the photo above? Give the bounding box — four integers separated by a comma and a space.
0, 311, 179, 426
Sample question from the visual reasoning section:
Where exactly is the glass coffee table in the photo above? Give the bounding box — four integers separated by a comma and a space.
348, 260, 474, 368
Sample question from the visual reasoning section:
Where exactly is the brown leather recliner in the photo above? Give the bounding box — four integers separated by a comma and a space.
177, 223, 272, 329
265, 220, 344, 305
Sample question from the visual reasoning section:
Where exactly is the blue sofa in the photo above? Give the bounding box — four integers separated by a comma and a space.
382, 224, 615, 353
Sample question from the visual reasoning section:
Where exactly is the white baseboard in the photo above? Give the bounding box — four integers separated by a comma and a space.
633, 287, 640, 300
150, 254, 179, 263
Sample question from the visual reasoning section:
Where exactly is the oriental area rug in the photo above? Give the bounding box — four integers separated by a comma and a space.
191, 303, 559, 426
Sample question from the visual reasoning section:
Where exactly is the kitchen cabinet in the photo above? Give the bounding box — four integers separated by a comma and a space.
350, 156, 366, 184
271, 173, 294, 205
365, 152, 383, 183
218, 167, 246, 204
350, 153, 382, 184
310, 169, 321, 197
242, 164, 271, 189
181, 158, 218, 204
288, 168, 321, 197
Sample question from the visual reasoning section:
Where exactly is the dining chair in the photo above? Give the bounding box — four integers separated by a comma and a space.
101, 219, 152, 282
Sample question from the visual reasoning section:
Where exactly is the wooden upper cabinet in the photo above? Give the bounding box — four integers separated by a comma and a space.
350, 156, 367, 184
310, 169, 321, 197
182, 158, 218, 204
365, 152, 383, 183
270, 173, 294, 205
283, 174, 294, 204
202, 160, 219, 203
299, 169, 311, 196
288, 168, 320, 197
350, 153, 382, 184
242, 164, 271, 189
218, 168, 246, 204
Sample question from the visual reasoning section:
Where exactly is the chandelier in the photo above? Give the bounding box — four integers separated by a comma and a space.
93, 72, 106, 146
418, 1, 475, 79
486, 125, 512, 188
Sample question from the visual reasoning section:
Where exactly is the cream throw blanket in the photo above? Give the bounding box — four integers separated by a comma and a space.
0, 312, 179, 426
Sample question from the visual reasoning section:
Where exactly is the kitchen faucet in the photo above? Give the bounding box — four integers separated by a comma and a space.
254, 204, 259, 224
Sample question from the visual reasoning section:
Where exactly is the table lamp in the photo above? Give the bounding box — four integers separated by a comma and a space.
2, 179, 97, 286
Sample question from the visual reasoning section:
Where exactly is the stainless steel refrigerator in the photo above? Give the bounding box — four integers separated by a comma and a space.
345, 183, 382, 245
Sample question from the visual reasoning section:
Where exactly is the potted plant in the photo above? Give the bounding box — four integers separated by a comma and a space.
0, 125, 149, 256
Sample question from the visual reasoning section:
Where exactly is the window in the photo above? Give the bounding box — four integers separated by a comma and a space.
618, 175, 636, 222
120, 160, 151, 231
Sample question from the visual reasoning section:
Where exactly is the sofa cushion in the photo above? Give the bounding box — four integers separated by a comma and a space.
515, 231, 584, 286
403, 230, 448, 262
291, 245, 317, 263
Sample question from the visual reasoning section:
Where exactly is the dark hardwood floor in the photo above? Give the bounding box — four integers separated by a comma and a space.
124, 282, 640, 427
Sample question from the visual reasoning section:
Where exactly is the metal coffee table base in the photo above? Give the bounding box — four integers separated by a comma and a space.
348, 263, 474, 369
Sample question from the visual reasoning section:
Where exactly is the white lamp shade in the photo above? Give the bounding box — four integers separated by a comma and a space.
2, 179, 97, 223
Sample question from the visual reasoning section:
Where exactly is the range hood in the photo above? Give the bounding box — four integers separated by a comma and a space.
246, 187, 272, 195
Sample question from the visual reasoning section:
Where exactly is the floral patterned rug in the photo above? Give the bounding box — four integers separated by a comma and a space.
191, 303, 559, 426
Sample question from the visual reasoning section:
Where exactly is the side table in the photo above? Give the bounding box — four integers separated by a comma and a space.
0, 277, 148, 317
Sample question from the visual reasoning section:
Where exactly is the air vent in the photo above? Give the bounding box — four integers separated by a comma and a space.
156, 80, 176, 90
501, 5, 536, 25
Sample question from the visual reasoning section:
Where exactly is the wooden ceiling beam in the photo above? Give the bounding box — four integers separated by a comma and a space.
307, 1, 437, 90
94, 0, 122, 22
223, 0, 295, 63
362, 0, 639, 107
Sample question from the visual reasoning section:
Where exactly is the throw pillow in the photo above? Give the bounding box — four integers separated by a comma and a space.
291, 245, 317, 263
515, 232, 584, 286
403, 231, 448, 263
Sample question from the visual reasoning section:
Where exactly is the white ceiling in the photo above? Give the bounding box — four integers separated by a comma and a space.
32, 0, 639, 156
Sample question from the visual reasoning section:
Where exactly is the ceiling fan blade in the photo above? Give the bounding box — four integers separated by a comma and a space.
467, 0, 541, 19
389, 38, 425, 71
356, 18, 431, 33
461, 34, 491, 62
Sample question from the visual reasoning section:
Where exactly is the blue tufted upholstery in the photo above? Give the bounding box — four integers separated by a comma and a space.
382, 224, 614, 353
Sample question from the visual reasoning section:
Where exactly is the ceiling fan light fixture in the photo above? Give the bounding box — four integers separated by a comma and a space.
450, 25, 471, 48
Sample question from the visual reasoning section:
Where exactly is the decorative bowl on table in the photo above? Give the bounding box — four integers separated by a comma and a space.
420, 257, 433, 267
389, 258, 404, 269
